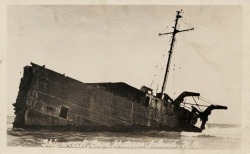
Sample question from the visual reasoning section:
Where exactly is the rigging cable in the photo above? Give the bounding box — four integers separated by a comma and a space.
179, 18, 193, 29
175, 24, 184, 93
153, 20, 176, 94
173, 39, 176, 99
172, 24, 180, 98
166, 36, 176, 97
149, 49, 166, 89
172, 23, 183, 98
148, 22, 175, 90
179, 67, 184, 92
180, 104, 192, 110
176, 31, 184, 92
199, 96, 216, 105
153, 51, 166, 89
192, 96, 202, 112
152, 35, 173, 93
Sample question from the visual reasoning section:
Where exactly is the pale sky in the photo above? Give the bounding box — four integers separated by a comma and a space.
7, 5, 242, 124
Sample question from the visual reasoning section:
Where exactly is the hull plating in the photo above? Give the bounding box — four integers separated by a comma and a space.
13, 63, 201, 132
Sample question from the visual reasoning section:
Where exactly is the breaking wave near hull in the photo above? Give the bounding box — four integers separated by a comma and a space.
181, 123, 241, 139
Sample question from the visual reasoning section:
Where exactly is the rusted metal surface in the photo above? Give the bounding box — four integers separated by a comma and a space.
13, 63, 201, 132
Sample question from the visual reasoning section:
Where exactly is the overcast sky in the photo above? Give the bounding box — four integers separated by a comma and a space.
7, 5, 242, 124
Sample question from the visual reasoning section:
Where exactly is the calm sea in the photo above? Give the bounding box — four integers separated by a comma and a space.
7, 116, 241, 149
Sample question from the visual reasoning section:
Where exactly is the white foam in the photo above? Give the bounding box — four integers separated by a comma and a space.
181, 125, 241, 139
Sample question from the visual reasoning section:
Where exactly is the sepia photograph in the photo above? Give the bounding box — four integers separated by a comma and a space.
1, 1, 250, 154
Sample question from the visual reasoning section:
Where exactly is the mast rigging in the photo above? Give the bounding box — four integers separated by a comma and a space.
159, 10, 194, 97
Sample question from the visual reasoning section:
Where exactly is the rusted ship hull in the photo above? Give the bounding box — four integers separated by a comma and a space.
13, 11, 228, 133
13, 63, 202, 132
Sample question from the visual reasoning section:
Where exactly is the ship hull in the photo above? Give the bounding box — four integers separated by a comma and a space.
13, 63, 202, 133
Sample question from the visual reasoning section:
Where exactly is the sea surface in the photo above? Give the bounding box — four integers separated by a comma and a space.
7, 116, 241, 149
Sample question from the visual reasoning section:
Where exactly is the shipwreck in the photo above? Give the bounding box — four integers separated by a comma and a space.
13, 10, 227, 132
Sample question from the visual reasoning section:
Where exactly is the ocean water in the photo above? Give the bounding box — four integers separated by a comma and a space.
7, 116, 241, 149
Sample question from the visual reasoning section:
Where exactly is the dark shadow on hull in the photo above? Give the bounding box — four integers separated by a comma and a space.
13, 123, 202, 133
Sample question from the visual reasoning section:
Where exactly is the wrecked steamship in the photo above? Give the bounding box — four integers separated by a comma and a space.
13, 10, 227, 132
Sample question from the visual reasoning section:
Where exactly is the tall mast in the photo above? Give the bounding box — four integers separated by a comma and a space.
159, 10, 194, 97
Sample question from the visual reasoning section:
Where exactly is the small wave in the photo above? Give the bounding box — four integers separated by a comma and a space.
181, 132, 216, 137
181, 125, 241, 139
